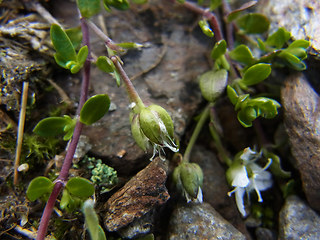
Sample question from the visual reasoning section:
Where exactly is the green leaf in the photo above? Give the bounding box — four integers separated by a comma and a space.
250, 97, 280, 118
198, 19, 214, 38
80, 94, 110, 125
113, 69, 121, 87
237, 106, 257, 127
51, 24, 77, 66
96, 56, 115, 73
60, 189, 72, 210
229, 44, 254, 65
77, 45, 89, 65
33, 117, 71, 137
278, 51, 306, 71
266, 27, 291, 49
257, 38, 266, 51
77, 0, 100, 18
199, 69, 228, 102
287, 39, 310, 49
66, 177, 94, 199
241, 63, 271, 86
209, 0, 222, 10
65, 26, 83, 49
226, 1, 257, 22
116, 42, 143, 49
237, 13, 270, 34
103, 0, 130, 11
227, 85, 239, 105
82, 199, 107, 240
211, 40, 227, 60
26, 177, 54, 201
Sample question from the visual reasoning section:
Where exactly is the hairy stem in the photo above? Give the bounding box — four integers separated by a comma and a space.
183, 104, 211, 163
36, 17, 91, 240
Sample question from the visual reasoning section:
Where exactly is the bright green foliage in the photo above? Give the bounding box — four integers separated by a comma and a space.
96, 56, 121, 86
51, 24, 88, 73
26, 177, 54, 201
198, 19, 214, 38
77, 0, 100, 18
211, 40, 229, 70
278, 40, 310, 70
65, 26, 83, 49
199, 69, 228, 102
237, 13, 270, 34
226, 1, 257, 22
60, 189, 82, 212
209, 0, 222, 10
82, 199, 106, 240
103, 0, 130, 11
116, 42, 143, 49
80, 94, 110, 125
227, 86, 280, 127
266, 28, 291, 49
229, 44, 255, 65
239, 63, 271, 87
66, 177, 95, 199
211, 40, 227, 60
33, 115, 76, 141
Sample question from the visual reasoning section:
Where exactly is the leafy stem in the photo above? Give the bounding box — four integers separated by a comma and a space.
36, 17, 91, 240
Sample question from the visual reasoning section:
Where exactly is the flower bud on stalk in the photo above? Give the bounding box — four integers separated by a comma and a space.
131, 104, 179, 160
173, 162, 203, 203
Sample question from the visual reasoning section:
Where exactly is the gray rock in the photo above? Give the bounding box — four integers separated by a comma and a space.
281, 74, 320, 211
168, 202, 246, 240
257, 0, 320, 55
279, 195, 320, 240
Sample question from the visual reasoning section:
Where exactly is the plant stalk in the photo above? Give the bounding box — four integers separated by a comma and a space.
36, 17, 91, 240
183, 104, 211, 163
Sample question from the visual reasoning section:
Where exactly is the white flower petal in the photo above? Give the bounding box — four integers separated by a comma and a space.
232, 165, 249, 187
240, 147, 257, 162
235, 187, 247, 217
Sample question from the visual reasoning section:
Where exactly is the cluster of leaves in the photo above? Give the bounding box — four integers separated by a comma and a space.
27, 176, 94, 212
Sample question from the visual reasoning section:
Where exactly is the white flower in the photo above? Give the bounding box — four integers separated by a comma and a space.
227, 147, 273, 217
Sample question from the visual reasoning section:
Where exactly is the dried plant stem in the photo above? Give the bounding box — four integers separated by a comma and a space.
14, 81, 29, 186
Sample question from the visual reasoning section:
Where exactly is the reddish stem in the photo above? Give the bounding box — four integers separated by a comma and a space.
36, 17, 91, 240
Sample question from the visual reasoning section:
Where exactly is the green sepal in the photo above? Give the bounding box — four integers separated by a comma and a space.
131, 114, 150, 152
237, 13, 270, 34
266, 27, 291, 49
77, 0, 100, 18
229, 44, 255, 65
199, 69, 228, 102
237, 106, 257, 127
51, 24, 77, 66
179, 163, 203, 199
80, 94, 110, 125
66, 177, 95, 199
240, 63, 271, 86
198, 19, 214, 38
96, 56, 115, 73
26, 177, 54, 201
211, 40, 227, 60
262, 150, 291, 178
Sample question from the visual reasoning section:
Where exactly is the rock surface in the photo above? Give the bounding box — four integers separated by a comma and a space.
257, 0, 320, 55
279, 195, 320, 240
281, 73, 320, 212
104, 157, 169, 232
168, 202, 246, 240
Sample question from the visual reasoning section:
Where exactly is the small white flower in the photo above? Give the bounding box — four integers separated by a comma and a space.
227, 147, 273, 216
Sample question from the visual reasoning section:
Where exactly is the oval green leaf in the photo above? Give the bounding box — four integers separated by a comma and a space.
226, 1, 257, 22
199, 69, 228, 102
80, 94, 110, 125
198, 19, 214, 38
237, 13, 270, 34
96, 56, 115, 73
51, 24, 77, 65
33, 117, 70, 137
66, 177, 94, 199
77, 45, 89, 65
77, 0, 100, 18
26, 177, 54, 201
66, 26, 83, 49
227, 85, 239, 105
229, 44, 254, 65
211, 40, 227, 60
266, 27, 291, 49
241, 63, 271, 86
103, 0, 130, 11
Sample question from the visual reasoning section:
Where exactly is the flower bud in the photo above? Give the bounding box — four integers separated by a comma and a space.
131, 114, 150, 152
139, 104, 178, 152
173, 163, 203, 203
